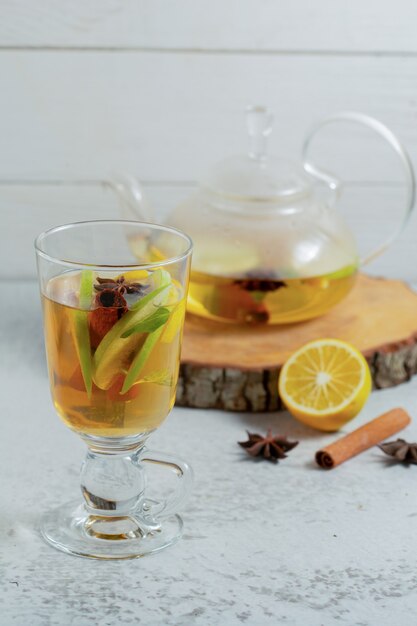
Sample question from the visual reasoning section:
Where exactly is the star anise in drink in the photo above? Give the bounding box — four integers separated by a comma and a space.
93, 275, 149, 314
238, 429, 299, 463
379, 439, 417, 464
94, 275, 148, 296
89, 275, 148, 348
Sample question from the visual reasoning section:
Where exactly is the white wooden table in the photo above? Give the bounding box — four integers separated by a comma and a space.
2, 1, 417, 622
2, 280, 417, 626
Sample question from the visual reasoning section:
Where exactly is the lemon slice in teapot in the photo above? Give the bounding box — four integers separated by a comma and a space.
192, 238, 260, 277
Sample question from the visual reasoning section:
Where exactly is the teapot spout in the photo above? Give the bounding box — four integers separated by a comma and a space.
108, 174, 155, 222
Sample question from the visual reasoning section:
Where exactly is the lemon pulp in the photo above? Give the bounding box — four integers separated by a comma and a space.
279, 338, 371, 431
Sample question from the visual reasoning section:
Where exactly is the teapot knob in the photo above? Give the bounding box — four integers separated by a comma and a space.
302, 111, 416, 266
246, 105, 273, 160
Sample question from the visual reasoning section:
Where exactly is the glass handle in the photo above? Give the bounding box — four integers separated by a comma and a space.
302, 111, 416, 266
141, 449, 193, 519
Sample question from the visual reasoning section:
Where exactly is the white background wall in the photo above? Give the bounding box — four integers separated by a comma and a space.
1, 1, 417, 279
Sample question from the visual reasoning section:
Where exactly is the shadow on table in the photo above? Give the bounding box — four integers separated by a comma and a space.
231, 409, 325, 440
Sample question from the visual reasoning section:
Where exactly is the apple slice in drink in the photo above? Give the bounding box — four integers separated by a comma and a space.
72, 270, 94, 397
160, 297, 186, 344
93, 269, 172, 390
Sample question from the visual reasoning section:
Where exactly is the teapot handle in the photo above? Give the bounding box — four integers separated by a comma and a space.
107, 174, 155, 222
302, 111, 416, 266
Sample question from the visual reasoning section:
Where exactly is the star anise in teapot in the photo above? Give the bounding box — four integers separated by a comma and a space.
236, 270, 287, 293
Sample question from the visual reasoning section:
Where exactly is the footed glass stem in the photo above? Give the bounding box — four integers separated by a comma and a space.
40, 438, 193, 560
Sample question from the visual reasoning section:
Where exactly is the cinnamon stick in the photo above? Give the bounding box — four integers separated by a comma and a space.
315, 408, 411, 469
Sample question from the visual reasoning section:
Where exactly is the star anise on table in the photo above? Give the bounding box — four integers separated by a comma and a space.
238, 429, 299, 463
378, 439, 417, 464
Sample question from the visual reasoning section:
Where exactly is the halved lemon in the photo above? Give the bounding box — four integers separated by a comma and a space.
279, 338, 371, 432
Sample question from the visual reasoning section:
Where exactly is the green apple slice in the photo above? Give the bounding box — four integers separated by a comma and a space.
121, 306, 170, 338
121, 286, 183, 393
73, 270, 94, 398
160, 298, 186, 344
121, 326, 165, 394
93, 269, 172, 390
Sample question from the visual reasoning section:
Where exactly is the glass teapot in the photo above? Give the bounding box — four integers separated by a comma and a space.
112, 107, 415, 325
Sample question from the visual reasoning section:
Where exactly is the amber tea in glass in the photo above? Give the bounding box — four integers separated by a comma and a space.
44, 269, 185, 437
36, 221, 192, 559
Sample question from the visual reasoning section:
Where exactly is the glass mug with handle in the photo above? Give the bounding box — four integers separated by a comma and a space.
35, 220, 193, 559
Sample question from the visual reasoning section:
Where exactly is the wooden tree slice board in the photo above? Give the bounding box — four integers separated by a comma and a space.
176, 275, 417, 412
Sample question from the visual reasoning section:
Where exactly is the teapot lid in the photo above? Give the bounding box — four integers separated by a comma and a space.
202, 106, 311, 203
